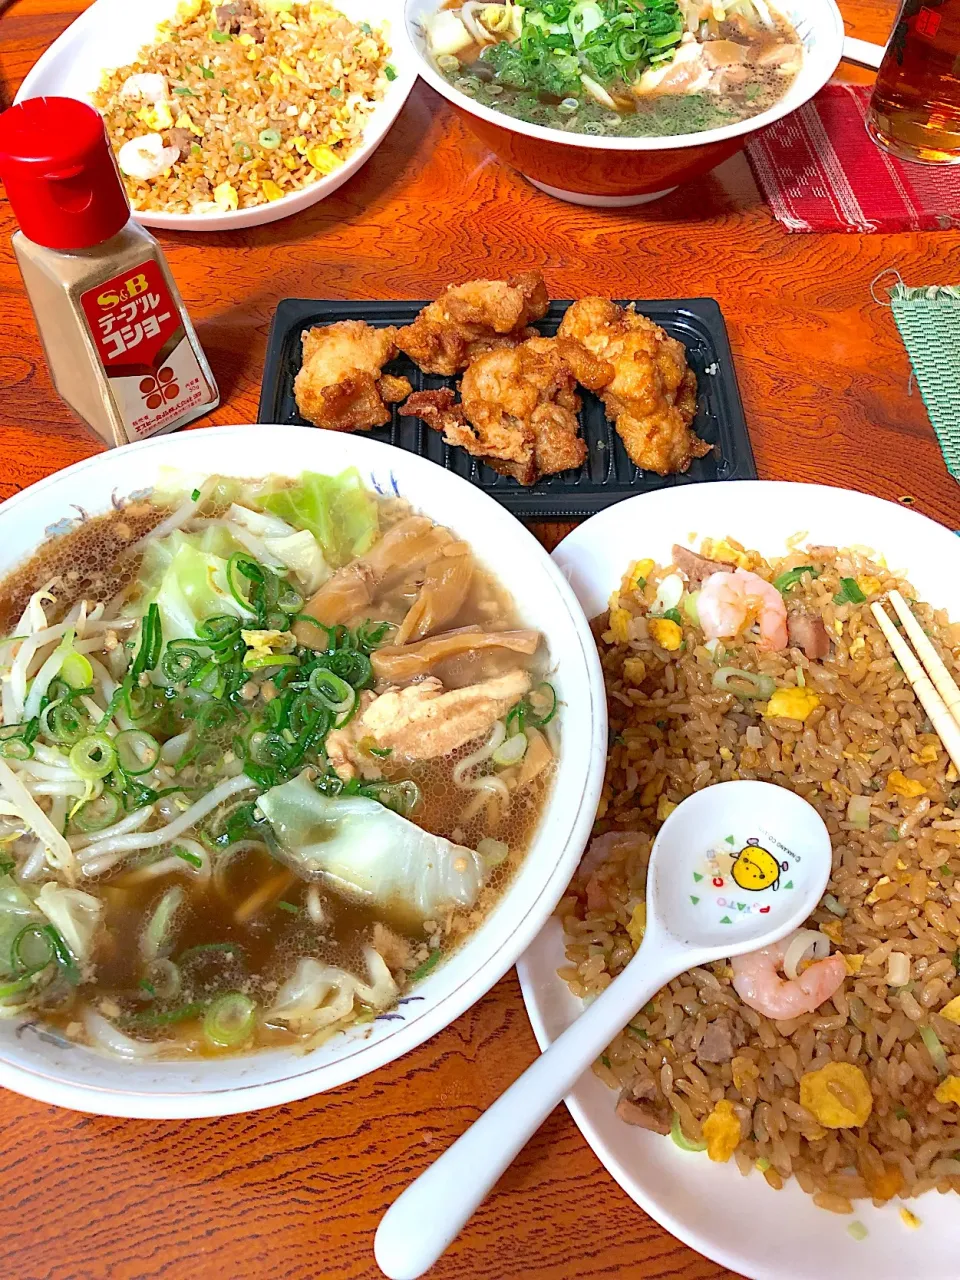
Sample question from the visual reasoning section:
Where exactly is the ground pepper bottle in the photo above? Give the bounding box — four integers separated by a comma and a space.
0, 96, 219, 447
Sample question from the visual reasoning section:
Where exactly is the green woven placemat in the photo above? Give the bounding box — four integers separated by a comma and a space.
887, 282, 960, 484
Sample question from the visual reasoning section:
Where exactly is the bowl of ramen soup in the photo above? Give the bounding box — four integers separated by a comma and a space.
0, 427, 605, 1117
405, 0, 843, 205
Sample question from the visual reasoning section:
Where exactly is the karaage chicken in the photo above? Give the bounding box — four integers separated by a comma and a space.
401, 336, 598, 486
294, 320, 412, 432
395, 272, 550, 376
557, 297, 709, 475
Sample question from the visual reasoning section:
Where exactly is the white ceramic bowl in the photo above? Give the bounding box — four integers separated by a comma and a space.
405, 0, 844, 206
0, 426, 606, 1117
16, 0, 417, 231
518, 481, 959, 1280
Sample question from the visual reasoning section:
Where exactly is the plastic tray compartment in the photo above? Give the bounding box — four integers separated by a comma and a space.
258, 297, 756, 520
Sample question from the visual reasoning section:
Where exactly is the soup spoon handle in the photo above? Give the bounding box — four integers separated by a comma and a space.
375, 931, 690, 1280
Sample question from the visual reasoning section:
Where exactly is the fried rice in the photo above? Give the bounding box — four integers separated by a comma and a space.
92, 0, 393, 215
559, 538, 960, 1213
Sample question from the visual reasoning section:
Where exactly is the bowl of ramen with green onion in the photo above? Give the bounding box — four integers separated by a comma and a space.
0, 426, 605, 1117
406, 0, 843, 205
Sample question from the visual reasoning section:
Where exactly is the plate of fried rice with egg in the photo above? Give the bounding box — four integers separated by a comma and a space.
16, 0, 416, 230
518, 480, 960, 1279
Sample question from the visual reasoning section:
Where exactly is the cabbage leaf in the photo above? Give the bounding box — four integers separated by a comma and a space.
256, 469, 379, 568
128, 527, 253, 642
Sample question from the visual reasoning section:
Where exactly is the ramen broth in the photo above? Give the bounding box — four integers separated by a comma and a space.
0, 475, 557, 1057
428, 1, 803, 138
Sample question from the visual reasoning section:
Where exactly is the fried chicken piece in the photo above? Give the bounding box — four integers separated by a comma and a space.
557, 298, 709, 475
395, 272, 549, 376
294, 320, 404, 432
401, 336, 590, 486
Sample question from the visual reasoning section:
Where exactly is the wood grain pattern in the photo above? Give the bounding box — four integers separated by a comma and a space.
0, 0, 959, 1277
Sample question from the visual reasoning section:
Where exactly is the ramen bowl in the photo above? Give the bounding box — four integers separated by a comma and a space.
403, 0, 843, 206
0, 426, 606, 1117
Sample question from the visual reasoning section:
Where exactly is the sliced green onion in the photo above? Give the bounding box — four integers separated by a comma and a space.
12, 923, 55, 974
773, 566, 818, 594
115, 728, 160, 776
0, 972, 43, 1001
755, 1156, 771, 1172
40, 924, 80, 983
60, 650, 94, 689
526, 681, 557, 727
627, 1023, 648, 1041
822, 893, 847, 918
211, 29, 232, 42
131, 603, 162, 680
492, 733, 528, 767
834, 577, 867, 605
363, 779, 421, 818
846, 794, 871, 831
384, 64, 397, 81
69, 733, 117, 780
258, 128, 282, 149
173, 846, 203, 869
408, 949, 441, 983
660, 607, 682, 625
203, 992, 257, 1048
144, 958, 181, 1001
73, 788, 122, 833
308, 668, 355, 714
325, 648, 373, 688
161, 643, 207, 683
477, 837, 509, 868
178, 941, 240, 965
140, 886, 184, 962
243, 653, 300, 672
683, 591, 700, 624
356, 620, 395, 651
712, 668, 776, 700
920, 1023, 949, 1077
0, 735, 33, 760
847, 1221, 868, 1242
670, 1111, 707, 1153
234, 139, 253, 160
128, 1001, 205, 1027
226, 553, 263, 613
41, 696, 87, 745
276, 900, 298, 914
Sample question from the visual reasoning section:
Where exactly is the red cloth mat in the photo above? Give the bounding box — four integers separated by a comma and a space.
744, 82, 960, 233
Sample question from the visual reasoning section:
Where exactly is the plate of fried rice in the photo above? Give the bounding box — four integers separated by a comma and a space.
518, 481, 960, 1279
16, 0, 416, 230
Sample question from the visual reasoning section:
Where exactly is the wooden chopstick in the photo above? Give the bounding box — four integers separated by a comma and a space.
887, 590, 960, 723
870, 601, 960, 773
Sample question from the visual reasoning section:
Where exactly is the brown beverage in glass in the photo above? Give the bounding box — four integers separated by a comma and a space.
867, 0, 960, 163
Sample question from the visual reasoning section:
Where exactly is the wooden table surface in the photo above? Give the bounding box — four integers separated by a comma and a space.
1, 2, 960, 1277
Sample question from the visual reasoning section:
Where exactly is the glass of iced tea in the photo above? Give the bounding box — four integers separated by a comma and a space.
867, 0, 960, 163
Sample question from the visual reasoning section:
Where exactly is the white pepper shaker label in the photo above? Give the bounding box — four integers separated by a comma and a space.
80, 259, 215, 440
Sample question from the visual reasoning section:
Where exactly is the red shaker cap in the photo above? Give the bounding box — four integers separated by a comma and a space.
0, 97, 130, 250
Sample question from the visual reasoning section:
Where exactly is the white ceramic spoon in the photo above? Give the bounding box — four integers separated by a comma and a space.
375, 780, 833, 1280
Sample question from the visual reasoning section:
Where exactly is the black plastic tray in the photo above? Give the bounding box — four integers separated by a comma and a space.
258, 297, 756, 520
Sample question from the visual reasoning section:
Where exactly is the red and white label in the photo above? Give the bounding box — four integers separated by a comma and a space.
81, 259, 215, 441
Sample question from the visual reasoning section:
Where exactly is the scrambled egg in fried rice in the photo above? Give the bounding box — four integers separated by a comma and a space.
93, 0, 393, 215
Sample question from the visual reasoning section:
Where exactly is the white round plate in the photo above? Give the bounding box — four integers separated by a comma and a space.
517, 481, 959, 1280
16, 0, 416, 231
0, 426, 606, 1117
